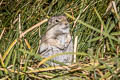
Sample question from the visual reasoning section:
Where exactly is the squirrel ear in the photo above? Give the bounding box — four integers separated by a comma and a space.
48, 18, 52, 25
48, 16, 56, 25
48, 16, 53, 24
61, 14, 66, 17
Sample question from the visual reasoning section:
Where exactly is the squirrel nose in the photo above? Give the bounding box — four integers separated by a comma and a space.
64, 21, 69, 25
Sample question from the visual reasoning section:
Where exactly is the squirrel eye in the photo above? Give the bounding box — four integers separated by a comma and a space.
55, 19, 59, 22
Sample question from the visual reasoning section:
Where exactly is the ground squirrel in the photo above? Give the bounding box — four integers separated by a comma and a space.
39, 15, 73, 66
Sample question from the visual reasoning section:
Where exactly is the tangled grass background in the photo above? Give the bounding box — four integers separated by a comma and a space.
0, 0, 120, 79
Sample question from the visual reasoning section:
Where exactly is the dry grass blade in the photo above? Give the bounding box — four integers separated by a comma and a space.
0, 28, 5, 40
2, 39, 17, 61
19, 19, 48, 38
73, 36, 78, 63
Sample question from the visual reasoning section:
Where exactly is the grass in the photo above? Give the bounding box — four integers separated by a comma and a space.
0, 0, 120, 80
